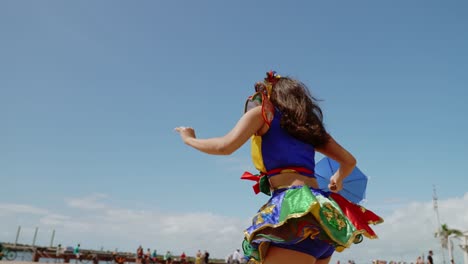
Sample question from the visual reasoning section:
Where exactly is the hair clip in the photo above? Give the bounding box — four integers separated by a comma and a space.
265, 70, 281, 85
252, 70, 281, 98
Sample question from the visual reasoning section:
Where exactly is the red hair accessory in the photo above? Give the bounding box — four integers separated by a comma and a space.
254, 70, 281, 97
265, 70, 281, 86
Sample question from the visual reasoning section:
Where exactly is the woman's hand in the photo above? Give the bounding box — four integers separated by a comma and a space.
316, 135, 356, 193
328, 174, 343, 193
175, 126, 196, 144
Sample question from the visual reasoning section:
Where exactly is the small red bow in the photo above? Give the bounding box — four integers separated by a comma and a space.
265, 70, 280, 85
241, 171, 264, 194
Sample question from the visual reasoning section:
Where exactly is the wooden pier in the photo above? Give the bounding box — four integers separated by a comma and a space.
0, 243, 224, 264
1, 243, 227, 264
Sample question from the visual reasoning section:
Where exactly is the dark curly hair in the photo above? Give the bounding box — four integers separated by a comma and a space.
269, 77, 329, 147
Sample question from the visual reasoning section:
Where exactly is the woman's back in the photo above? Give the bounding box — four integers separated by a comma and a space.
254, 110, 321, 189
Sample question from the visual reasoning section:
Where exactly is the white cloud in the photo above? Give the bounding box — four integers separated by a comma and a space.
66, 193, 109, 210
39, 214, 71, 226
0, 203, 49, 215
1, 193, 467, 262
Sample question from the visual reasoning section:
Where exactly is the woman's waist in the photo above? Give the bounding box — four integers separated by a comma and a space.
268, 172, 319, 190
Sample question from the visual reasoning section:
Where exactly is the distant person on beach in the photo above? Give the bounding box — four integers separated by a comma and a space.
180, 252, 186, 263
74, 244, 81, 263
136, 246, 144, 264
232, 249, 241, 264
427, 250, 434, 264
416, 256, 424, 264
204, 250, 209, 264
195, 250, 202, 264
164, 251, 172, 264
145, 248, 152, 264
225, 253, 233, 264
152, 249, 157, 262
176, 71, 383, 264
56, 244, 63, 263
0, 242, 4, 260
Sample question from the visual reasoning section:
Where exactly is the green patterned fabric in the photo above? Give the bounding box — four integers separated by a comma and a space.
243, 185, 383, 263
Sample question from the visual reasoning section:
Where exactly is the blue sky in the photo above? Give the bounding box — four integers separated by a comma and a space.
1, 1, 468, 262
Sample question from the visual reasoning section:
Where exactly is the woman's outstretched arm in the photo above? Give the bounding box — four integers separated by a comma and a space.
175, 106, 265, 155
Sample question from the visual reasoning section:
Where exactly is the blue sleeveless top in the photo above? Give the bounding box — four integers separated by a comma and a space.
260, 111, 316, 177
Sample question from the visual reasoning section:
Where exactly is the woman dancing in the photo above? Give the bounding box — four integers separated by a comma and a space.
176, 71, 383, 264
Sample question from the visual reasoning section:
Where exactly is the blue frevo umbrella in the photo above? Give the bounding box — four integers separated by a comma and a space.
315, 157, 368, 204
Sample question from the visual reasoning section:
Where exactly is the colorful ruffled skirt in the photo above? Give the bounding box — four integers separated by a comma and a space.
242, 185, 383, 263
